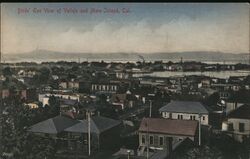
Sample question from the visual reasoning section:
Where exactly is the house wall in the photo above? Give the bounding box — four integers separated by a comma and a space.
99, 124, 121, 150
66, 132, 97, 151
39, 93, 80, 104
139, 132, 195, 155
161, 112, 209, 125
2, 89, 10, 98
225, 102, 244, 115
139, 132, 172, 156
91, 84, 118, 93
68, 82, 80, 89
222, 118, 250, 142
59, 82, 68, 89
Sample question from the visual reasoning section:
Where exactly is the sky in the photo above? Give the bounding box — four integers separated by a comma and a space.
1, 3, 249, 54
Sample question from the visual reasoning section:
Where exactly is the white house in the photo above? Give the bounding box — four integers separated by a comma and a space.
222, 104, 250, 142
159, 101, 210, 125
38, 93, 80, 106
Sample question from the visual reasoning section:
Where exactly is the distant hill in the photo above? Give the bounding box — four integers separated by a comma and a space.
3, 50, 249, 63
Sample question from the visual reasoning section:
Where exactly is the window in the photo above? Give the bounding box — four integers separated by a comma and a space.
142, 135, 146, 144
239, 123, 245, 132
149, 136, 154, 145
178, 114, 183, 120
159, 136, 164, 146
190, 115, 196, 120
228, 123, 234, 131
162, 112, 165, 117
203, 116, 205, 120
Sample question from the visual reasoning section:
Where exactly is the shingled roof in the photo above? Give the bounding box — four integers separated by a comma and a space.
29, 115, 120, 135
227, 104, 250, 119
159, 101, 209, 114
139, 118, 198, 137
64, 116, 121, 134
28, 115, 80, 134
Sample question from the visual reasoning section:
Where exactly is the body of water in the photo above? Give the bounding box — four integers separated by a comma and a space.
133, 70, 250, 79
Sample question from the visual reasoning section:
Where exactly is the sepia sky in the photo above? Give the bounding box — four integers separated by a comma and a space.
1, 3, 249, 54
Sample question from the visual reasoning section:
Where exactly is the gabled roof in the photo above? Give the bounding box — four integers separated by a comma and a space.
227, 104, 250, 119
159, 101, 209, 114
139, 118, 198, 137
64, 116, 121, 134
28, 115, 80, 134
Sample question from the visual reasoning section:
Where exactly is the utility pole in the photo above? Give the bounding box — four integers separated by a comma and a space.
146, 119, 149, 159
88, 111, 91, 156
199, 114, 201, 146
249, 5, 250, 74
127, 150, 131, 159
149, 100, 152, 118
0, 5, 2, 64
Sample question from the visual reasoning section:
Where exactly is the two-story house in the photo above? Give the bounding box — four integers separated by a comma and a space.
159, 101, 210, 125
222, 104, 250, 142
91, 82, 119, 93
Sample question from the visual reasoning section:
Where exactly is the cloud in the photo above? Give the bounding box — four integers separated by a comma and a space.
2, 13, 249, 54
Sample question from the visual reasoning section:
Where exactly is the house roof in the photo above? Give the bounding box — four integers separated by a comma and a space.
227, 104, 250, 119
159, 101, 209, 114
111, 94, 127, 102
64, 116, 121, 134
28, 115, 80, 134
60, 98, 78, 106
139, 118, 198, 137
29, 115, 120, 135
169, 138, 195, 158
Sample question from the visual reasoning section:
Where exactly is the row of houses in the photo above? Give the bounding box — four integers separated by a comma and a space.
28, 115, 121, 155
26, 99, 250, 158
135, 100, 250, 158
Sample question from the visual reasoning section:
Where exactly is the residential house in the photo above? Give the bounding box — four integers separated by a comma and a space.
138, 118, 198, 157
65, 115, 121, 151
115, 70, 132, 79
68, 81, 80, 90
59, 98, 79, 114
159, 101, 210, 125
222, 104, 250, 142
28, 115, 121, 155
200, 78, 211, 88
91, 82, 118, 93
182, 62, 202, 71
110, 93, 138, 110
1, 88, 37, 101
20, 88, 37, 102
1, 89, 10, 99
25, 102, 39, 109
167, 64, 183, 71
17, 69, 36, 78
59, 80, 68, 89
59, 79, 85, 91
39, 92, 80, 106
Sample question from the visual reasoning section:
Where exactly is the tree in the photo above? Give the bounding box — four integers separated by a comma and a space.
48, 96, 60, 117
203, 92, 220, 107
2, 67, 13, 77
185, 146, 223, 159
1, 96, 57, 159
